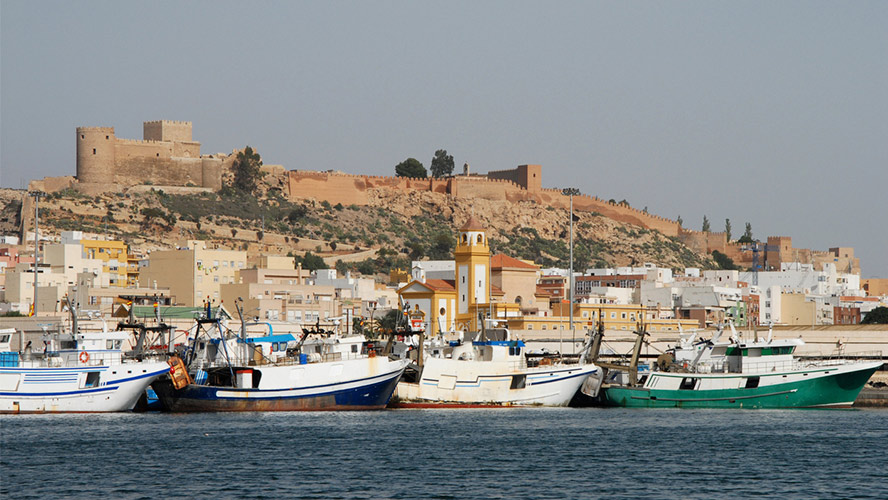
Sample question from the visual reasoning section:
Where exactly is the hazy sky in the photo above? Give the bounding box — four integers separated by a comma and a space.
2, 1, 886, 277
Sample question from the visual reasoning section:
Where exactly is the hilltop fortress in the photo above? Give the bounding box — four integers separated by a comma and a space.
26, 119, 860, 275
32, 120, 227, 195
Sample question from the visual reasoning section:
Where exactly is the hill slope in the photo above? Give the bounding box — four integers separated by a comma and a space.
0, 186, 714, 276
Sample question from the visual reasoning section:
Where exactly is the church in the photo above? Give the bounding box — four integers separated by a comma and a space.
397, 217, 541, 335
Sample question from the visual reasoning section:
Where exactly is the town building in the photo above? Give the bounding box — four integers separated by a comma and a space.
140, 240, 247, 306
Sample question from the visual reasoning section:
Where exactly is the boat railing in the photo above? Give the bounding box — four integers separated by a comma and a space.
739, 352, 883, 374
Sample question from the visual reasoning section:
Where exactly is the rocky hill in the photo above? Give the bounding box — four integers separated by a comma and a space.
0, 184, 714, 277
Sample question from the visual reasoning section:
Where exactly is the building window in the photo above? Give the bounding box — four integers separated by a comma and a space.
214, 276, 219, 283
477, 235, 483, 244
92, 148, 96, 154
621, 312, 627, 319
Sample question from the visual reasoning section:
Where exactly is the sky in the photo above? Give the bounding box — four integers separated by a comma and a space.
2, 1, 886, 277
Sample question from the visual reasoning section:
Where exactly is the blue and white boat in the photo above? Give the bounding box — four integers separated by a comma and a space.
0, 327, 170, 414
152, 318, 408, 412
392, 324, 599, 407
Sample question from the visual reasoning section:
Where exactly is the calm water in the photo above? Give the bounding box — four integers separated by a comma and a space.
2, 408, 887, 499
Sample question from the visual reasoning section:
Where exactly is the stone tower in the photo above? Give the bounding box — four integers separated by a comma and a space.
76, 127, 116, 184
454, 216, 490, 331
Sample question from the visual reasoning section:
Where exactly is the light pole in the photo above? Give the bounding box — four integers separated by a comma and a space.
30, 192, 44, 316
562, 188, 580, 353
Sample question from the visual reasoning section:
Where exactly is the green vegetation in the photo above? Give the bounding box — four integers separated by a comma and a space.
430, 149, 454, 178
232, 146, 263, 193
395, 158, 427, 178
738, 222, 754, 244
296, 251, 327, 271
711, 250, 737, 270
702, 215, 711, 232
861, 306, 888, 324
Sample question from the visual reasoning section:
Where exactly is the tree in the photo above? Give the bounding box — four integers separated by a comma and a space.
427, 232, 455, 260
677, 215, 683, 227
711, 250, 737, 270
395, 158, 427, 178
739, 222, 754, 244
861, 306, 888, 324
430, 149, 455, 178
378, 309, 404, 332
233, 146, 263, 193
725, 219, 732, 241
408, 242, 425, 261
702, 215, 711, 232
297, 251, 327, 271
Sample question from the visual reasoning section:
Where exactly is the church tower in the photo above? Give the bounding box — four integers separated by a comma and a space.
454, 216, 490, 331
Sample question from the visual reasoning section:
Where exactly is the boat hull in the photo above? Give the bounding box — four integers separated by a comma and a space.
0, 362, 171, 414
154, 359, 406, 412
600, 362, 881, 409
393, 362, 598, 407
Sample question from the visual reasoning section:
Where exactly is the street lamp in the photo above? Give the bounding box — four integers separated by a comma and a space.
562, 188, 580, 353
29, 191, 45, 316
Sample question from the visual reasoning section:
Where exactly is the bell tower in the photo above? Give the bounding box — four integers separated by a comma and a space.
454, 216, 490, 330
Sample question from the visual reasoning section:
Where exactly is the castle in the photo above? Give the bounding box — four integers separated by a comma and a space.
31, 120, 226, 195
25, 119, 860, 275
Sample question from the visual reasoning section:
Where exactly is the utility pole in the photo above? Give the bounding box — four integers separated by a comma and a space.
30, 192, 44, 316
562, 188, 580, 353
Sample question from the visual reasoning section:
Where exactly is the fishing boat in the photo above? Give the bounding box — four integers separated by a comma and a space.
152, 303, 408, 412
598, 323, 883, 409
0, 327, 170, 414
391, 323, 599, 407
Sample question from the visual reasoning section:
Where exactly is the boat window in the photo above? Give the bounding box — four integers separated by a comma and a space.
351, 344, 358, 353
510, 374, 526, 389
83, 372, 100, 388
745, 377, 760, 389
679, 377, 697, 390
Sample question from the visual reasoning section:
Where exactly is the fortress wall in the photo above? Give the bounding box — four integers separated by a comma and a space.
172, 141, 201, 158
28, 176, 75, 194
114, 157, 204, 187
201, 158, 223, 191
115, 139, 174, 161
451, 177, 530, 202
537, 187, 683, 236
287, 171, 370, 205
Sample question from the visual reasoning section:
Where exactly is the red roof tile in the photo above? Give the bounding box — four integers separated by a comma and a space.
491, 254, 538, 270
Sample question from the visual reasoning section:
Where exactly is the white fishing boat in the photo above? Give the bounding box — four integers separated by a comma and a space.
152, 308, 408, 411
392, 324, 599, 407
0, 327, 170, 414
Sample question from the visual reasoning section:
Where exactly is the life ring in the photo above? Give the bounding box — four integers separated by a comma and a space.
79, 351, 90, 363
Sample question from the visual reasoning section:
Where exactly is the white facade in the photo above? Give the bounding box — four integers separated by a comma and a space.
740, 262, 862, 297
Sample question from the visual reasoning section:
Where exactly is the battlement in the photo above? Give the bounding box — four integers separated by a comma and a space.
143, 120, 192, 126
77, 126, 115, 134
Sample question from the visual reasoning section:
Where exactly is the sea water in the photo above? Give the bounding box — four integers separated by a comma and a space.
2, 408, 887, 499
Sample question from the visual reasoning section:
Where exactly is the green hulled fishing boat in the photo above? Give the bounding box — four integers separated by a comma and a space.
599, 324, 882, 409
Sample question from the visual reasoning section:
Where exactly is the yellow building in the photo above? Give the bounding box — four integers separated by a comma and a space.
397, 279, 457, 335
80, 239, 130, 287
454, 216, 490, 331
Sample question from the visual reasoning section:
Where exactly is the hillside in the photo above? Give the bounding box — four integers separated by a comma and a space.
0, 185, 714, 276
